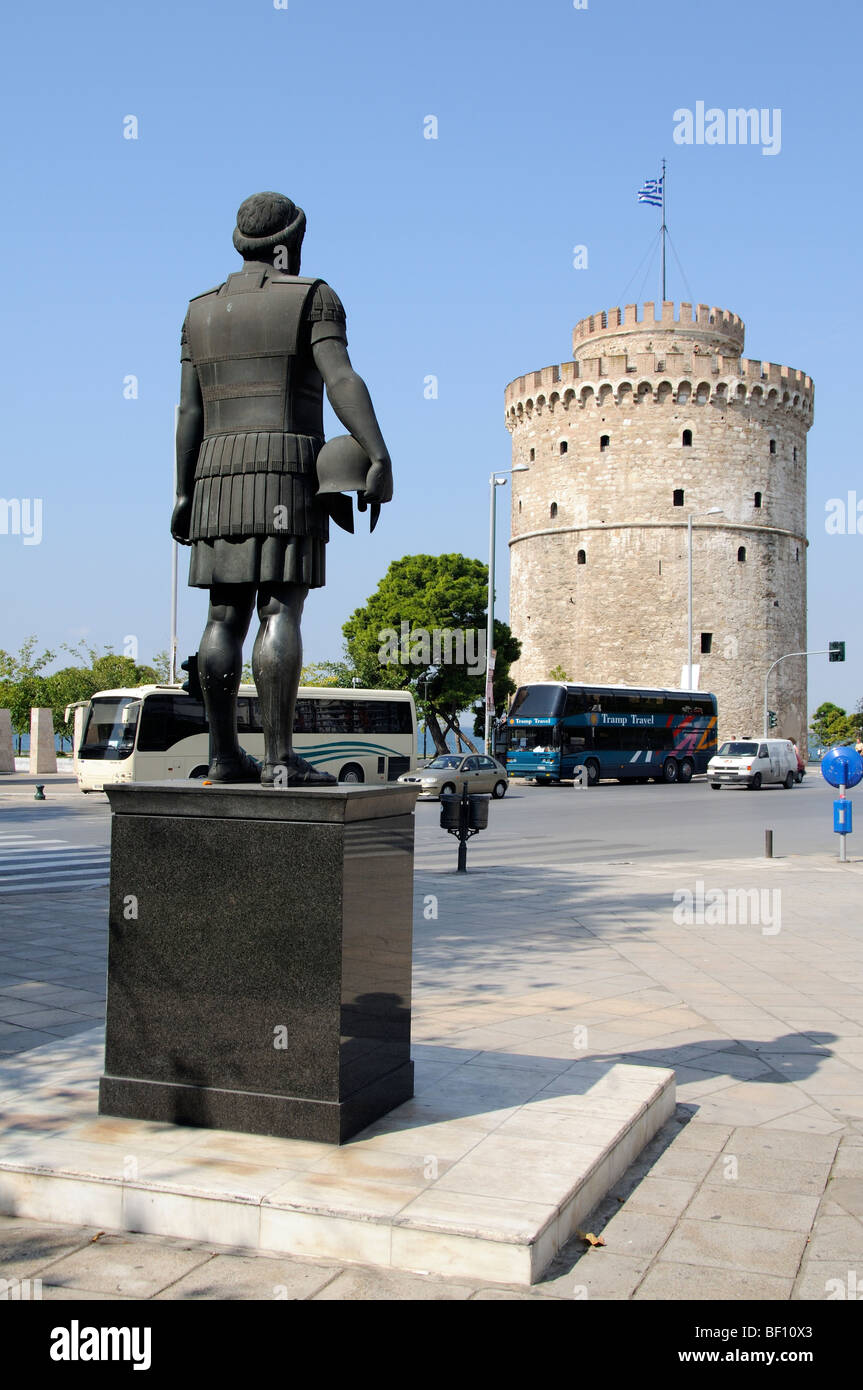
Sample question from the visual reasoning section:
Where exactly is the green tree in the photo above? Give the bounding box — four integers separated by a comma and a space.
300, 660, 357, 687
151, 650, 172, 682
0, 637, 56, 750
342, 554, 520, 754
548, 664, 569, 681
810, 702, 857, 748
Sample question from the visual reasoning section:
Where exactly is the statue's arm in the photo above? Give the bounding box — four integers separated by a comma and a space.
171, 360, 204, 544
312, 338, 393, 504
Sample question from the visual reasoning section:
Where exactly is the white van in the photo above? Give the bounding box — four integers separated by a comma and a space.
708, 739, 798, 790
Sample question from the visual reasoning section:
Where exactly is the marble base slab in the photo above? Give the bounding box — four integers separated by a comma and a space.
0, 1029, 674, 1285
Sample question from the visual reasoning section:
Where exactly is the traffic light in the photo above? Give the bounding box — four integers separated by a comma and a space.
829, 641, 846, 663
180, 653, 202, 701
768, 710, 777, 729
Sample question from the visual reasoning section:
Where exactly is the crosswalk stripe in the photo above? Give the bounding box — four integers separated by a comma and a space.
0, 835, 110, 894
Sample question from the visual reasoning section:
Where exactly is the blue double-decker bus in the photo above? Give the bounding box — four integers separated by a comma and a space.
505, 682, 718, 786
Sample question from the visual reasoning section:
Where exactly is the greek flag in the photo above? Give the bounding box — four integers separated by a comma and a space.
638, 177, 663, 207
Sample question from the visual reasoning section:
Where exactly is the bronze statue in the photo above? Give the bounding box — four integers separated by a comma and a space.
171, 193, 392, 785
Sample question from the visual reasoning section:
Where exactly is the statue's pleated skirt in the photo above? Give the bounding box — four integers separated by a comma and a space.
187, 430, 328, 589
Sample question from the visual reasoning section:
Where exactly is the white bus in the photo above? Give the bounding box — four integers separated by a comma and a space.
76, 685, 417, 792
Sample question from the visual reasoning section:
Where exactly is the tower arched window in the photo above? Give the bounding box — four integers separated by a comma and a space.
769, 438, 776, 454
577, 549, 586, 565
518, 499, 522, 513
673, 489, 685, 507
529, 448, 535, 461
600, 434, 610, 451
550, 502, 558, 519
754, 491, 762, 508
682, 429, 693, 447
559, 440, 568, 455
737, 546, 746, 563
793, 446, 798, 462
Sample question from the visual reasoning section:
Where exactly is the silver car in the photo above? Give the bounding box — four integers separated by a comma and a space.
398, 753, 509, 800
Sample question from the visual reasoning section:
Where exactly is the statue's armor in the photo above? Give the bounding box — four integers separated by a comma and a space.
181, 266, 347, 589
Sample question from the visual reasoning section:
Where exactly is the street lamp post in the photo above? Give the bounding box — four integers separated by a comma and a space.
484, 465, 529, 755
686, 508, 724, 687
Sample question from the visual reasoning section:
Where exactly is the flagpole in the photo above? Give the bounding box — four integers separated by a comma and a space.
660, 157, 667, 301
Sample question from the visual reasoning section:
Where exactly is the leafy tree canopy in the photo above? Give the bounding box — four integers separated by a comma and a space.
809, 701, 861, 749
342, 554, 520, 753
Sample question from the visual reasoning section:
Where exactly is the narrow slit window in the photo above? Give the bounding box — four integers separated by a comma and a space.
559, 440, 568, 455
600, 434, 610, 451
550, 502, 558, 519
754, 491, 762, 508
700, 632, 713, 654
682, 429, 693, 447
769, 438, 776, 454
737, 546, 746, 562
577, 549, 586, 565
673, 489, 684, 507
529, 448, 535, 461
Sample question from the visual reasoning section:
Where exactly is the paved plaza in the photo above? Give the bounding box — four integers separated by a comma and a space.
1, 802, 862, 1298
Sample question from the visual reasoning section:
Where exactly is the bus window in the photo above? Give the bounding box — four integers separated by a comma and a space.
79, 697, 141, 760
137, 696, 207, 752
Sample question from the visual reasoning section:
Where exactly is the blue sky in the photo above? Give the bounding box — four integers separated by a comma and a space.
1, 0, 860, 719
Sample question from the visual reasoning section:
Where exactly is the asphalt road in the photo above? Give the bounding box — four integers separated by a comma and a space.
0, 768, 845, 884
414, 769, 843, 869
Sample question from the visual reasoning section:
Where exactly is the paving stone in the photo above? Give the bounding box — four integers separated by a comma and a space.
310, 1268, 476, 1301
39, 1235, 215, 1298
685, 1185, 820, 1233
704, 1153, 832, 1196
668, 1121, 734, 1152
590, 1210, 675, 1260
154, 1252, 342, 1300
803, 1213, 863, 1262
540, 1252, 651, 1300
635, 1261, 794, 1300
793, 1260, 863, 1300
0, 1216, 101, 1280
618, 1177, 698, 1218
659, 1218, 808, 1279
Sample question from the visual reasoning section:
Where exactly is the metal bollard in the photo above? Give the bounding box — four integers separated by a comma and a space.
34, 784, 46, 801
765, 828, 773, 859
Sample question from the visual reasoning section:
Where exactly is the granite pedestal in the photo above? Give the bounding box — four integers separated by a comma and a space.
99, 782, 418, 1144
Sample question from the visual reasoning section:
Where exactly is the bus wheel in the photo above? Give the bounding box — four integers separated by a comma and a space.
662, 758, 678, 783
189, 765, 209, 779
584, 759, 600, 786
339, 763, 365, 784
678, 759, 694, 783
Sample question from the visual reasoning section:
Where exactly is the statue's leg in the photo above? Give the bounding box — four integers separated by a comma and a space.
199, 582, 257, 779
254, 582, 336, 786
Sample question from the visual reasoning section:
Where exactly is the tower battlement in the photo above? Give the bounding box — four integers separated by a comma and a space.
573, 301, 745, 360
504, 354, 813, 419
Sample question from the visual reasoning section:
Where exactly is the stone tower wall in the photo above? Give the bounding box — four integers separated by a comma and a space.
504, 301, 813, 748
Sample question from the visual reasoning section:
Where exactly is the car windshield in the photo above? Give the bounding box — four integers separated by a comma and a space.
717, 742, 758, 756
426, 756, 464, 770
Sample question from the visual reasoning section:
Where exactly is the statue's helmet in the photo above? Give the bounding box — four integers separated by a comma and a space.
315, 435, 379, 533
233, 192, 305, 272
